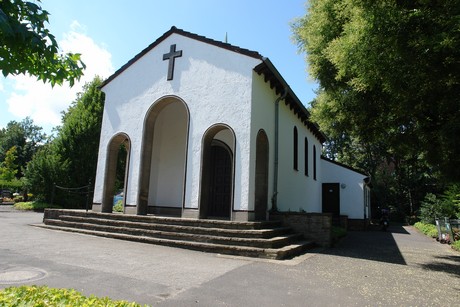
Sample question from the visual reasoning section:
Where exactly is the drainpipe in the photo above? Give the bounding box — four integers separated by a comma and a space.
271, 87, 288, 212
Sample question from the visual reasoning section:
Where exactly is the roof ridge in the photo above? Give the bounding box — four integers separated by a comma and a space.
101, 26, 263, 88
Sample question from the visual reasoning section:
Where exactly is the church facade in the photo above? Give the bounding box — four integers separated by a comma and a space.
92, 27, 371, 223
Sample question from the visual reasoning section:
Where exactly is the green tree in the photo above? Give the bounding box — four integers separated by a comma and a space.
292, 0, 460, 182
0, 0, 85, 86
54, 76, 105, 189
23, 144, 68, 202
0, 145, 18, 181
24, 77, 104, 207
0, 117, 46, 178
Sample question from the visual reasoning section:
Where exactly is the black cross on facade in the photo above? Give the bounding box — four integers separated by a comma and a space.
163, 44, 183, 81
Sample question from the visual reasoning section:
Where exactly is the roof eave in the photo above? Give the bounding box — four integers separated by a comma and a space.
254, 58, 327, 143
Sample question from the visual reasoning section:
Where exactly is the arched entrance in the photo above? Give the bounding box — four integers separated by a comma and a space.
200, 125, 235, 220
101, 134, 131, 213
254, 129, 269, 220
137, 96, 189, 215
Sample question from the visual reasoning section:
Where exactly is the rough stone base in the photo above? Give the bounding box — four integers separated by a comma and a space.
124, 205, 137, 215
181, 208, 199, 219
148, 206, 181, 217
232, 211, 254, 222
270, 212, 332, 247
91, 204, 102, 212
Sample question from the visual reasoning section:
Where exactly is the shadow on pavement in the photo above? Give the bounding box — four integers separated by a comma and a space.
420, 254, 460, 278
320, 225, 408, 265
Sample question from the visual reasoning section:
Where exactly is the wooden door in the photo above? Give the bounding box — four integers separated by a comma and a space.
322, 183, 340, 217
207, 145, 232, 218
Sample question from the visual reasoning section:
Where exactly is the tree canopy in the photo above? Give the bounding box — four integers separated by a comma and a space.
0, 117, 46, 178
292, 0, 460, 182
24, 76, 105, 206
0, 0, 85, 86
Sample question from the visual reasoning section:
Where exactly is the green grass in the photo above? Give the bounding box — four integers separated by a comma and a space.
414, 222, 438, 238
0, 285, 146, 306
13, 201, 61, 211
452, 240, 460, 252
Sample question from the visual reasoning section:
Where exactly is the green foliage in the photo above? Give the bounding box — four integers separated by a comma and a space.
452, 240, 460, 252
441, 183, 460, 219
113, 199, 123, 212
23, 143, 69, 203
0, 285, 145, 306
24, 77, 104, 208
419, 184, 460, 223
414, 222, 438, 238
0, 145, 18, 181
0, 178, 22, 190
0, 117, 47, 179
54, 76, 105, 189
292, 0, 460, 219
0, 0, 85, 86
331, 226, 347, 241
13, 201, 60, 210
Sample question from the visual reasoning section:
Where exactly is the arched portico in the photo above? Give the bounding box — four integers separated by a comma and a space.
137, 96, 189, 215
101, 133, 131, 213
199, 124, 235, 220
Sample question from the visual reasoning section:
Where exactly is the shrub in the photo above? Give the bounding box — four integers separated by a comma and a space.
419, 193, 456, 224
14, 201, 61, 211
113, 199, 123, 212
331, 226, 347, 243
414, 222, 438, 238
13, 195, 23, 203
452, 240, 460, 252
0, 285, 144, 306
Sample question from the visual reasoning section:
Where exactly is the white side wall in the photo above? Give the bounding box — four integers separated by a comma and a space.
93, 33, 261, 212
321, 159, 367, 219
250, 73, 323, 213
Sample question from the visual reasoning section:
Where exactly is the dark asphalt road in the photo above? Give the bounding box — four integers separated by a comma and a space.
1, 206, 459, 306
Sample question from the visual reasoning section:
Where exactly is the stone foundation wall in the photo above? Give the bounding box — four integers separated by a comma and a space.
270, 212, 332, 247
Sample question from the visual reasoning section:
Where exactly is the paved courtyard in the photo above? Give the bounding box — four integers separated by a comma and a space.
1, 205, 459, 306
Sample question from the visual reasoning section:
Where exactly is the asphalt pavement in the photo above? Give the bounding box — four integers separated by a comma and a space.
1, 205, 459, 306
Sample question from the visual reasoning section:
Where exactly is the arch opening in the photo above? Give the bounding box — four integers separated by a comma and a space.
254, 129, 269, 220
101, 134, 131, 213
199, 125, 235, 220
137, 96, 189, 215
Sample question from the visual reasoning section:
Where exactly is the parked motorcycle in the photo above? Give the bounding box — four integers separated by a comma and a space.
380, 209, 390, 231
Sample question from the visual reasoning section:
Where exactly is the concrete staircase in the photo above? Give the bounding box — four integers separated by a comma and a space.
39, 209, 314, 260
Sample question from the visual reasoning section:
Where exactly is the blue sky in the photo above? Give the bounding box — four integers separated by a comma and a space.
0, 0, 317, 134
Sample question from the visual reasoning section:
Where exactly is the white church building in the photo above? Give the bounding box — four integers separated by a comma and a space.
92, 26, 371, 225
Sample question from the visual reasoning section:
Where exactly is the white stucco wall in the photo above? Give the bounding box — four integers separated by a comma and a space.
321, 158, 367, 219
250, 73, 323, 214
93, 33, 261, 214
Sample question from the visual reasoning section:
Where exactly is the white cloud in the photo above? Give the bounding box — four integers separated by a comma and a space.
5, 21, 114, 131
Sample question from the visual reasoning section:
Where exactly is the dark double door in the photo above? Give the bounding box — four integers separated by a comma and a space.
207, 144, 232, 218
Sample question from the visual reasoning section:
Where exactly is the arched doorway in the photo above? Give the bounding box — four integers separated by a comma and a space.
254, 130, 269, 220
200, 125, 235, 220
101, 134, 131, 213
137, 96, 189, 215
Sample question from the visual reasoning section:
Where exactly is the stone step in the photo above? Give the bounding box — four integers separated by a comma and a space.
34, 223, 315, 260
45, 209, 282, 230
55, 215, 292, 239
44, 219, 301, 249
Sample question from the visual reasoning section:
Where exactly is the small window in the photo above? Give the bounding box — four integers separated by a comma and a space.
313, 145, 317, 180
304, 138, 309, 176
293, 127, 298, 170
